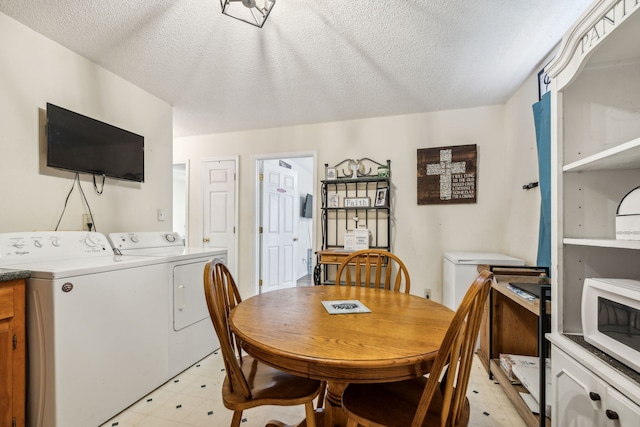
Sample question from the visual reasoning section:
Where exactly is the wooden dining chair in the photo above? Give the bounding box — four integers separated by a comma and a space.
341, 269, 493, 427
335, 249, 410, 293
204, 258, 323, 427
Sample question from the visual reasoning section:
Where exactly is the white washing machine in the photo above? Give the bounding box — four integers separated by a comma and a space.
0, 232, 171, 427
109, 231, 227, 377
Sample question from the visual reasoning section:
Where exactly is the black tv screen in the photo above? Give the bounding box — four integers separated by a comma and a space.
302, 194, 313, 218
46, 103, 145, 182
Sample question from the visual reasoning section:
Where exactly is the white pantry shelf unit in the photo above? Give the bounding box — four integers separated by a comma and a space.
546, 0, 640, 425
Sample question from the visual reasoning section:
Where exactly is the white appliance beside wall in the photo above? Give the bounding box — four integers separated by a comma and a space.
109, 231, 227, 376
442, 251, 525, 310
0, 232, 171, 427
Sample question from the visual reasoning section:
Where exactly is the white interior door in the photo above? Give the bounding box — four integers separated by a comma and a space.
260, 162, 298, 293
202, 159, 237, 276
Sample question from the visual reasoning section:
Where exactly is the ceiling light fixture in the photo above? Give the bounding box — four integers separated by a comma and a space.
220, 0, 275, 28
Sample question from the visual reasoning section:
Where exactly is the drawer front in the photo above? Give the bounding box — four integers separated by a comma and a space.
320, 253, 345, 263
0, 287, 15, 321
319, 252, 382, 265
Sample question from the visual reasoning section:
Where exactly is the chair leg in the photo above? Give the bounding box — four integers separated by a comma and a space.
304, 401, 317, 427
231, 410, 243, 427
317, 381, 327, 409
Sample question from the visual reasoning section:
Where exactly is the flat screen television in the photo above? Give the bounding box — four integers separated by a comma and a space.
46, 103, 145, 183
301, 194, 313, 218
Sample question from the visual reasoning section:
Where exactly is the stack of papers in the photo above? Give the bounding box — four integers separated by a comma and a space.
511, 357, 552, 417
499, 353, 537, 383
506, 283, 537, 301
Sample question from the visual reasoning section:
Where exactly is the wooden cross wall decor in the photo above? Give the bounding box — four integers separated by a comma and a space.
417, 144, 477, 205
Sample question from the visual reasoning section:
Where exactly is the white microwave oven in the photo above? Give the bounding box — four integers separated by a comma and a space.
582, 278, 640, 373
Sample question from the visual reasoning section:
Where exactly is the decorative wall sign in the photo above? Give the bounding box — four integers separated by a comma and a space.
417, 144, 477, 205
344, 197, 371, 207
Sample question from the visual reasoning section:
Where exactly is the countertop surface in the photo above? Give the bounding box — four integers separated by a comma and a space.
0, 268, 30, 282
565, 334, 640, 386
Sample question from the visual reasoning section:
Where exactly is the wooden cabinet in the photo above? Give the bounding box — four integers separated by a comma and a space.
478, 267, 549, 372
545, 1, 640, 426
0, 278, 26, 427
477, 267, 551, 427
315, 159, 391, 285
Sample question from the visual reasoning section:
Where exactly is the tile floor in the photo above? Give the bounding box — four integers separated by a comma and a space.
99, 351, 528, 427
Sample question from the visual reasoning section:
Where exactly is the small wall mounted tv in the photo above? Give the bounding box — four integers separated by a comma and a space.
301, 194, 313, 218
46, 103, 145, 182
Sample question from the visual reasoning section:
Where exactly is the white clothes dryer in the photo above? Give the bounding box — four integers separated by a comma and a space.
0, 232, 171, 427
109, 231, 227, 376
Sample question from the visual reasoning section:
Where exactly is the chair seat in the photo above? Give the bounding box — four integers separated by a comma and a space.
223, 354, 322, 409
342, 377, 470, 427
341, 270, 491, 427
205, 259, 323, 427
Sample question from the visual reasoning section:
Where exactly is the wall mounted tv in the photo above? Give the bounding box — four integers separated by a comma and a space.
46, 103, 145, 183
301, 193, 313, 218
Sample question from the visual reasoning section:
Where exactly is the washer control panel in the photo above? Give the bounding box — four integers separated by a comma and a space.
0, 231, 111, 262
108, 231, 184, 251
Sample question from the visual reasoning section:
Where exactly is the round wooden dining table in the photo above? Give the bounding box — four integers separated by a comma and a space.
229, 285, 455, 427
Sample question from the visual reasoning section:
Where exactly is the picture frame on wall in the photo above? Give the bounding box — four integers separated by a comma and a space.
374, 188, 388, 207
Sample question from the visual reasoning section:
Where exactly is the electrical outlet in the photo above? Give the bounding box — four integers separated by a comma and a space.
82, 214, 94, 231
424, 289, 431, 300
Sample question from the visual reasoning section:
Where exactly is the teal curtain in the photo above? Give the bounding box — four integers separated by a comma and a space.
532, 92, 551, 270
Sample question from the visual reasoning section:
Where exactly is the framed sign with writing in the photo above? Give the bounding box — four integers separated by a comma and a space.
344, 197, 371, 207
417, 144, 477, 205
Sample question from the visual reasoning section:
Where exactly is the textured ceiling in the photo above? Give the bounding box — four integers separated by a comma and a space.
0, 0, 593, 137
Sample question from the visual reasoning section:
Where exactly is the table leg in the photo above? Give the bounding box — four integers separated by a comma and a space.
265, 381, 347, 427
266, 409, 325, 427
324, 381, 348, 427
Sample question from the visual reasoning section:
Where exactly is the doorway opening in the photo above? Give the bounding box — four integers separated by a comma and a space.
172, 161, 188, 244
254, 153, 316, 295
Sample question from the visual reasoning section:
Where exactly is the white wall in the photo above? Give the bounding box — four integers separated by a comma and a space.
175, 100, 542, 301
172, 163, 188, 239
0, 13, 173, 234
502, 71, 545, 263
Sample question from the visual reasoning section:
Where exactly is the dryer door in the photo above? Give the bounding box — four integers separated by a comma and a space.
173, 260, 210, 330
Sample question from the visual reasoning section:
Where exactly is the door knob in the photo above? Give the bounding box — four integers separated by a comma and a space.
203, 238, 210, 243
293, 237, 299, 241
